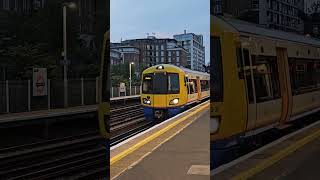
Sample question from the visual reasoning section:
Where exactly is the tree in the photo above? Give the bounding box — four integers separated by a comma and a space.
111, 63, 140, 87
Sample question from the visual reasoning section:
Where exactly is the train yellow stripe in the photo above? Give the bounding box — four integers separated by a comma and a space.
231, 128, 320, 180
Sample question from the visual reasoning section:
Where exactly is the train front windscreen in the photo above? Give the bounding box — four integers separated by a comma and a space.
142, 73, 180, 94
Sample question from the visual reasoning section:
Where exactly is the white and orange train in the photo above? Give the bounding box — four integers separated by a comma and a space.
211, 15, 320, 168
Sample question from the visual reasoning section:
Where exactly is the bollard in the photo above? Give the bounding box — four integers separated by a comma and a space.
81, 78, 84, 105
48, 79, 51, 109
6, 80, 9, 113
28, 80, 31, 111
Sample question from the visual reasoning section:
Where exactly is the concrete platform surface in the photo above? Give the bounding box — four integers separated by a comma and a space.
112, 104, 210, 180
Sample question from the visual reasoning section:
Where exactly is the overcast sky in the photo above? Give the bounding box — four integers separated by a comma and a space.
111, 0, 210, 64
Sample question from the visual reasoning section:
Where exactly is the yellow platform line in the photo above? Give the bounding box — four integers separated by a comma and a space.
231, 127, 320, 180
110, 102, 209, 166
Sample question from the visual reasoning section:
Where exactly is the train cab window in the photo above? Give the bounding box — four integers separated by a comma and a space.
252, 55, 280, 103
101, 33, 110, 103
315, 62, 320, 87
211, 36, 223, 102
142, 74, 154, 94
236, 48, 244, 79
243, 49, 254, 104
153, 73, 168, 94
168, 73, 180, 94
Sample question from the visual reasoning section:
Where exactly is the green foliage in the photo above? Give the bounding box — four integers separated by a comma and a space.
111, 63, 140, 87
1, 0, 98, 80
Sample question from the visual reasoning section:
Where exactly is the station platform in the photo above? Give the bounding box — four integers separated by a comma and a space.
0, 95, 140, 123
212, 120, 320, 180
110, 101, 210, 180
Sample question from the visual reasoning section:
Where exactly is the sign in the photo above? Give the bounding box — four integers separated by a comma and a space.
119, 83, 126, 93
33, 68, 48, 96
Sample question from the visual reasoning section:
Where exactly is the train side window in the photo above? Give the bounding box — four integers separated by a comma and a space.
191, 79, 198, 93
201, 80, 209, 91
189, 81, 195, 94
291, 59, 319, 95
243, 49, 254, 104
252, 55, 281, 103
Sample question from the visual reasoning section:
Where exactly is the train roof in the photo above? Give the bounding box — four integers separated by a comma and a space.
212, 15, 320, 47
142, 64, 209, 77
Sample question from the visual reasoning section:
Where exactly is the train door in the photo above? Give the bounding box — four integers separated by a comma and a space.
241, 48, 257, 130
276, 48, 292, 125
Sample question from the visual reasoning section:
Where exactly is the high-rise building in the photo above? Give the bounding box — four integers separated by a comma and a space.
305, 0, 318, 14
174, 31, 206, 72
212, 0, 305, 33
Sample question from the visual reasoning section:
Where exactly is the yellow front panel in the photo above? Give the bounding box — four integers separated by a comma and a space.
210, 16, 247, 141
153, 95, 167, 108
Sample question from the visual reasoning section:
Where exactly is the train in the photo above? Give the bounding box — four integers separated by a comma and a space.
98, 30, 110, 140
211, 15, 320, 168
141, 64, 210, 121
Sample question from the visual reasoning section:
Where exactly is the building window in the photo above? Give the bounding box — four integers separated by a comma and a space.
161, 45, 164, 50
156, 51, 159, 56
156, 45, 159, 50
177, 57, 180, 62
176, 51, 180, 56
161, 57, 164, 62
168, 57, 172, 63
168, 51, 171, 56
161, 51, 164, 56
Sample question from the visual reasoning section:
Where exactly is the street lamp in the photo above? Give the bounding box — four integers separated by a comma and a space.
62, 2, 76, 107
129, 62, 134, 96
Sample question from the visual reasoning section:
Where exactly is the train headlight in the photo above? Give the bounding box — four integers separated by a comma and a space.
143, 98, 151, 105
169, 98, 179, 105
210, 117, 220, 134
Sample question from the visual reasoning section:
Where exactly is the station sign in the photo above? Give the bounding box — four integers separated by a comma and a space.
119, 83, 126, 93
33, 68, 48, 96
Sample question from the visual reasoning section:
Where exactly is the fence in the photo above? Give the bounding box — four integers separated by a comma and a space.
0, 78, 141, 114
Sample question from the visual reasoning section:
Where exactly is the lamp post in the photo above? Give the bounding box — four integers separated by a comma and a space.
62, 2, 76, 107
129, 62, 134, 95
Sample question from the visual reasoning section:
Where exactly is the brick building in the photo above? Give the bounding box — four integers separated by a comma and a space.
112, 36, 188, 74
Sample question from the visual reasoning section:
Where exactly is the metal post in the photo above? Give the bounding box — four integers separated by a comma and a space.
111, 87, 113, 98
96, 77, 99, 103
48, 79, 51, 109
63, 5, 68, 107
129, 63, 132, 96
28, 80, 31, 111
6, 80, 9, 113
135, 86, 137, 95
81, 78, 84, 105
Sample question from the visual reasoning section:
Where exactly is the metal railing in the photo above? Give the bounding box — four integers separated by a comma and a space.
0, 79, 141, 114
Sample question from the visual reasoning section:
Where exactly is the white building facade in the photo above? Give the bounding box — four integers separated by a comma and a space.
174, 32, 206, 72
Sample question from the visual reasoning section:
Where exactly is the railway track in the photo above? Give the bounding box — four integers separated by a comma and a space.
0, 100, 143, 179
0, 100, 145, 179
0, 132, 108, 180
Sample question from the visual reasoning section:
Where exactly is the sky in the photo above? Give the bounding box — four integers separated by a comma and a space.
111, 0, 210, 64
